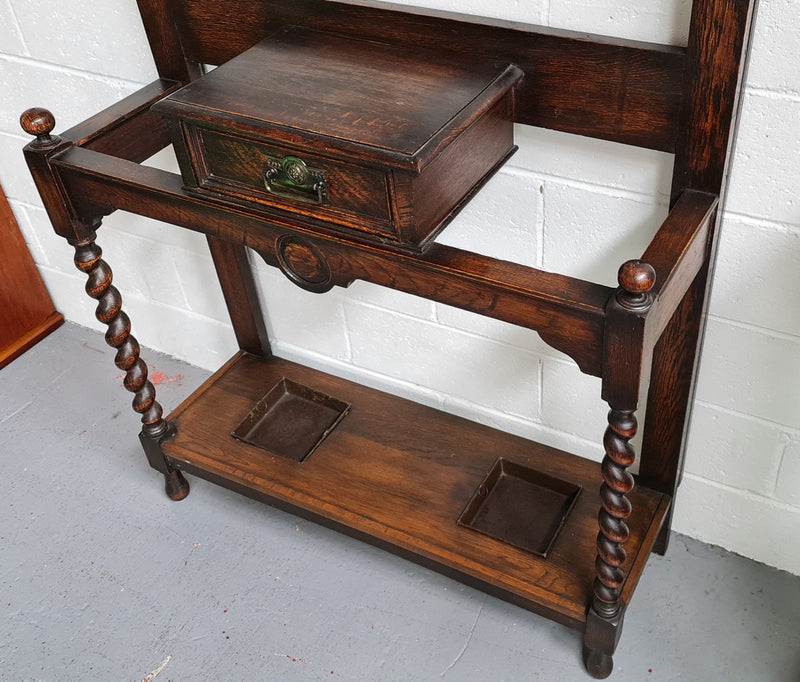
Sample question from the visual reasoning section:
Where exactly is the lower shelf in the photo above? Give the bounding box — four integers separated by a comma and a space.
163, 351, 670, 629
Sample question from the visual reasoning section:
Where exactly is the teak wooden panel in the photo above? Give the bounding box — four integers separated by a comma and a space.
0, 184, 62, 369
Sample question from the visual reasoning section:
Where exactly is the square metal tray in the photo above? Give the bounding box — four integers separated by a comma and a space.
231, 377, 350, 462
457, 458, 581, 557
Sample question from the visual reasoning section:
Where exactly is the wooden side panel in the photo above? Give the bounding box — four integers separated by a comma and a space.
410, 95, 515, 244
0, 185, 63, 368
164, 0, 686, 151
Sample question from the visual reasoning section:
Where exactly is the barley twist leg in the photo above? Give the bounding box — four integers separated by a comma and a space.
582, 408, 637, 678
72, 236, 189, 500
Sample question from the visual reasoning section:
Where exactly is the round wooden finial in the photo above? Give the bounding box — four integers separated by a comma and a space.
616, 260, 655, 310
20, 108, 57, 146
618, 260, 655, 294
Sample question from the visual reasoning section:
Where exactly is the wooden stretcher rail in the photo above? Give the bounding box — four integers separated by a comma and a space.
643, 190, 718, 341
47, 84, 721, 379
61, 79, 181, 163
51, 144, 611, 375
164, 0, 687, 151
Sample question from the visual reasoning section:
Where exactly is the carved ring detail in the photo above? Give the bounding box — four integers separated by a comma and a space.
275, 234, 333, 293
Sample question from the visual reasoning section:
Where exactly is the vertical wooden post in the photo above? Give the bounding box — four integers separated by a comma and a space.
640, 0, 757, 552
136, 0, 272, 360
135, 0, 199, 83
207, 236, 272, 357
585, 260, 656, 679
20, 107, 189, 500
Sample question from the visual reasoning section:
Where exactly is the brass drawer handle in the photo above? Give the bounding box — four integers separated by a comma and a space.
263, 154, 328, 205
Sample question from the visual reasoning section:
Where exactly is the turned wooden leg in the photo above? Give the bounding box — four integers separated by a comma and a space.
72, 235, 189, 500
585, 261, 655, 678
583, 407, 636, 678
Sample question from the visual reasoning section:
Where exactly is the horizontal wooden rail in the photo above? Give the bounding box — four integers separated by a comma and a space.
52, 145, 611, 375
61, 78, 181, 163
44, 88, 715, 378
642, 189, 718, 342
167, 0, 686, 151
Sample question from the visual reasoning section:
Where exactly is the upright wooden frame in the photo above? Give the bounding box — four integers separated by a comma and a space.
20, 0, 756, 677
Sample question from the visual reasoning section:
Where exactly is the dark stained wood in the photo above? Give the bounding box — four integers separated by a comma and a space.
72, 234, 190, 499
61, 79, 180, 163
671, 0, 757, 201
639, 263, 711, 554
166, 0, 687, 151
585, 262, 657, 677
19, 0, 758, 675
163, 351, 670, 629
51, 146, 612, 376
21, 111, 97, 241
205, 236, 271, 357
0, 184, 63, 369
191, 126, 398, 238
135, 0, 198, 83
642, 190, 718, 340
71, 236, 167, 435
637, 192, 718, 553
153, 28, 522, 249
19, 108, 56, 139
157, 27, 520, 163
647, 0, 757, 553
408, 96, 515, 245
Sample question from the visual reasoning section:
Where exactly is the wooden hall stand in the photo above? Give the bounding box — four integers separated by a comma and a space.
20, 1, 755, 677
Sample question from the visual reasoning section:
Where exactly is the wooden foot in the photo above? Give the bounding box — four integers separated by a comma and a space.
583, 602, 624, 679
164, 469, 190, 501
653, 516, 672, 555
139, 421, 188, 499
583, 645, 613, 679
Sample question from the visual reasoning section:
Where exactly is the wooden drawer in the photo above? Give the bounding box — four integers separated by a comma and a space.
153, 27, 522, 251
180, 123, 395, 239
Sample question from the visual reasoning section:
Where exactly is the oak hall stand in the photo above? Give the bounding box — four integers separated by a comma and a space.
20, 1, 755, 677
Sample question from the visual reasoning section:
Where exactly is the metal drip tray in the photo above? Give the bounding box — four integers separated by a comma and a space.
458, 458, 581, 557
231, 377, 350, 462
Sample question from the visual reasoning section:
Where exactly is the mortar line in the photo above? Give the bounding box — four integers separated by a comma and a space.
3, 1, 30, 57
0, 52, 146, 90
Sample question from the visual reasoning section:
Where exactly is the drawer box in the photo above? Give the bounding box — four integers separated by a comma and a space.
152, 27, 522, 251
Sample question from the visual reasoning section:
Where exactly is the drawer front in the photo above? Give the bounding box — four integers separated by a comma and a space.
190, 126, 396, 239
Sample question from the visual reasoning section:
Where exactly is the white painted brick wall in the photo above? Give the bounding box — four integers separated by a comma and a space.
2, 0, 798, 574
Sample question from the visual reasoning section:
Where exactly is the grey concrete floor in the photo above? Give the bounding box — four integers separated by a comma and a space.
2, 322, 799, 681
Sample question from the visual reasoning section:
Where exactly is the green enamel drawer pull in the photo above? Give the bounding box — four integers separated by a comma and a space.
263, 154, 328, 205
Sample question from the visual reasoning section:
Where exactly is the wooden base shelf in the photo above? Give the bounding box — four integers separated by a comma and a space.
164, 352, 670, 628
